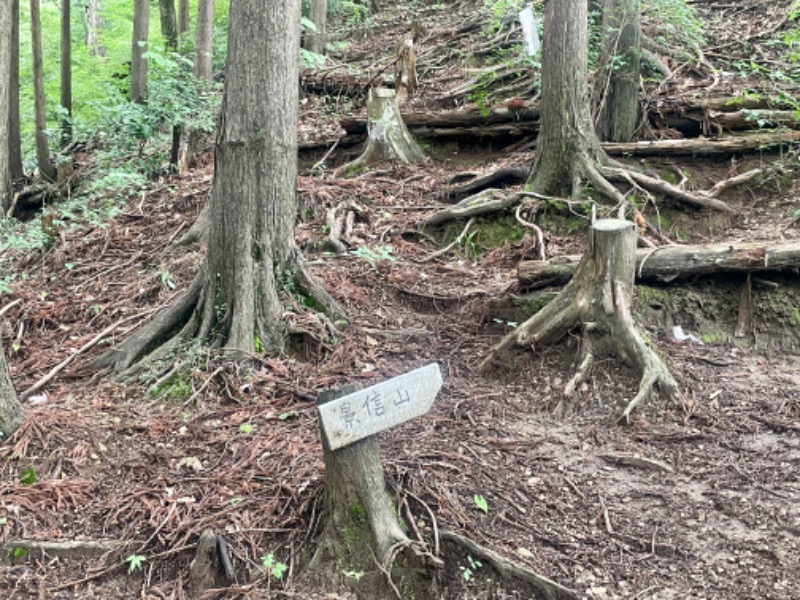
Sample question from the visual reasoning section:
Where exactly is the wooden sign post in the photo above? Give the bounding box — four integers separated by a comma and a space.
317, 363, 442, 450
309, 364, 443, 572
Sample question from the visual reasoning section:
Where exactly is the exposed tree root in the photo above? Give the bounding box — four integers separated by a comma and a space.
480, 219, 679, 420
90, 250, 346, 374
440, 530, 579, 600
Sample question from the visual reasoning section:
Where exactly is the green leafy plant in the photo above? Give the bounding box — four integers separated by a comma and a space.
645, 0, 705, 49
474, 494, 489, 514
19, 468, 38, 485
460, 555, 483, 581
239, 422, 254, 434
328, 0, 368, 26
126, 554, 146, 573
351, 245, 397, 267
261, 553, 288, 580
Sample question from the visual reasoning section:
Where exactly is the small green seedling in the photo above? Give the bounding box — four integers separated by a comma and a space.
126, 554, 146, 573
239, 422, 254, 434
261, 553, 288, 580
351, 245, 397, 267
460, 555, 482, 581
19, 468, 37, 485
474, 494, 489, 514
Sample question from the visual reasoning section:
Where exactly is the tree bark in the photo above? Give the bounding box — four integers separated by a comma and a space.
594, 0, 641, 142
84, 0, 105, 57
303, 0, 327, 55
9, 0, 23, 183
204, 0, 300, 353
194, 0, 215, 81
518, 240, 800, 288
159, 0, 179, 52
60, 0, 72, 146
178, 0, 190, 37
30, 0, 57, 181
1, 0, 12, 211
482, 220, 678, 420
93, 0, 344, 373
0, 339, 24, 441
527, 0, 600, 196
130, 0, 150, 103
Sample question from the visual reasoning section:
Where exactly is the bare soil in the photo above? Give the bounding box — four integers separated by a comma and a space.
1, 1, 799, 599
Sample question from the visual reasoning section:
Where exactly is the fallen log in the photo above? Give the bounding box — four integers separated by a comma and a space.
340, 106, 540, 135
654, 93, 800, 114
658, 109, 800, 136
518, 240, 800, 289
603, 130, 800, 156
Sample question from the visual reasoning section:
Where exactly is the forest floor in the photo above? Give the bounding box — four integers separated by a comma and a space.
1, 1, 799, 599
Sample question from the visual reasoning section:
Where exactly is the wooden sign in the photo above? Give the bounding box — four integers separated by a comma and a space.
318, 363, 443, 450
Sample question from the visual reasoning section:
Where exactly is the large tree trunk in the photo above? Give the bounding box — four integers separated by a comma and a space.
9, 0, 23, 184
178, 0, 190, 37
594, 0, 641, 142
130, 0, 150, 103
1, 0, 11, 211
527, 0, 601, 197
0, 340, 24, 441
60, 0, 72, 146
92, 0, 344, 373
204, 0, 298, 353
84, 0, 106, 57
194, 0, 215, 80
303, 0, 327, 55
159, 0, 179, 52
30, 0, 56, 181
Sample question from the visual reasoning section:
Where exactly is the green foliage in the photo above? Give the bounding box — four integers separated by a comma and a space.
19, 468, 38, 485
460, 555, 483, 581
644, 0, 704, 49
351, 245, 396, 267
481, 0, 527, 36
260, 553, 288, 580
473, 494, 489, 514
150, 372, 193, 402
93, 49, 219, 169
239, 422, 254, 434
0, 277, 15, 295
328, 0, 368, 26
16, 1, 230, 160
126, 554, 146, 573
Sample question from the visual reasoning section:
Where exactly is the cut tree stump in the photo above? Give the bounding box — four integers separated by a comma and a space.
481, 219, 679, 420
186, 529, 231, 598
518, 240, 800, 289
335, 87, 425, 177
